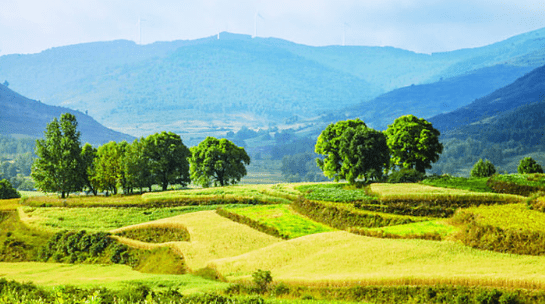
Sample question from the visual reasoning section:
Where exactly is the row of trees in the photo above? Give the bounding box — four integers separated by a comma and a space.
32, 114, 250, 197
315, 115, 443, 184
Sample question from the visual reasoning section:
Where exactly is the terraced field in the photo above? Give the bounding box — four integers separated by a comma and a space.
3, 179, 545, 302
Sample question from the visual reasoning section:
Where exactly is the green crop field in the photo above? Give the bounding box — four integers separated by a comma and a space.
3, 180, 545, 303
0, 262, 228, 293
221, 204, 335, 239
366, 220, 456, 237
19, 205, 247, 232
457, 203, 545, 232
421, 176, 493, 193
296, 183, 376, 202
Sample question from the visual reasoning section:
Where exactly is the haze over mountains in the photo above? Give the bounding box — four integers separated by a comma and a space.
2, 28, 545, 148
0, 83, 134, 146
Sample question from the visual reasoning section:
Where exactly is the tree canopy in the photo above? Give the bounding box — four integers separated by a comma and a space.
0, 179, 20, 199
315, 119, 389, 184
190, 137, 250, 187
31, 113, 84, 198
384, 115, 443, 173
145, 132, 191, 191
518, 157, 543, 174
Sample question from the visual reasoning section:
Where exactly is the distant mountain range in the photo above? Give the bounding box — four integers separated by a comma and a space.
430, 64, 545, 146
0, 83, 134, 146
2, 29, 545, 146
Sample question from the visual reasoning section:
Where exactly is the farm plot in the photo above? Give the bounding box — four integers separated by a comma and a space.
209, 231, 545, 290
18, 205, 245, 232
113, 210, 282, 271
218, 204, 335, 239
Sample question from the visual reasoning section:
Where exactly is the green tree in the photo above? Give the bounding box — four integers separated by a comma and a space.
0, 179, 20, 199
145, 132, 191, 191
518, 157, 543, 174
315, 119, 389, 184
123, 138, 153, 193
190, 137, 250, 187
31, 113, 84, 198
315, 118, 367, 181
471, 158, 496, 178
81, 143, 98, 195
384, 115, 443, 173
93, 141, 122, 195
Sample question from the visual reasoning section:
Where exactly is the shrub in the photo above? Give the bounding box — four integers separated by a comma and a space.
291, 198, 418, 229
216, 208, 289, 239
387, 168, 425, 183
471, 159, 496, 178
487, 175, 545, 196
0, 179, 20, 199
518, 157, 544, 174
252, 269, 272, 294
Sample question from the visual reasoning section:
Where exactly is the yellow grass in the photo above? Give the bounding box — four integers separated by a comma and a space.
113, 210, 282, 271
369, 183, 523, 201
0, 198, 21, 211
0, 262, 228, 293
209, 231, 545, 290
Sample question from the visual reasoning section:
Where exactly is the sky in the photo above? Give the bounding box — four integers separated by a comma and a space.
1, 0, 545, 56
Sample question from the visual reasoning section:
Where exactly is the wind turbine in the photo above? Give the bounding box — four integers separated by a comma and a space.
137, 17, 147, 45
253, 11, 264, 38
342, 22, 350, 46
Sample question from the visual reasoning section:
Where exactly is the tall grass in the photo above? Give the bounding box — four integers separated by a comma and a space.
209, 231, 545, 290
18, 205, 245, 232
296, 183, 375, 202
143, 184, 292, 205
218, 205, 334, 239
114, 210, 282, 271
421, 176, 493, 193
0, 262, 229, 292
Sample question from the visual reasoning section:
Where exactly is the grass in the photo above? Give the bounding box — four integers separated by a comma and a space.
221, 204, 335, 239
22, 194, 146, 207
0, 262, 228, 293
19, 205, 247, 232
0, 198, 21, 211
113, 210, 282, 271
296, 183, 376, 202
115, 223, 191, 243
457, 203, 545, 232
143, 184, 293, 205
493, 173, 545, 189
209, 231, 545, 290
366, 220, 456, 237
368, 183, 523, 203
421, 176, 493, 193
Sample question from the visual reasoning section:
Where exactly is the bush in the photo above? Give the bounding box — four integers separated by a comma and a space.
252, 269, 272, 294
518, 157, 544, 174
471, 159, 496, 178
291, 198, 418, 229
216, 208, 289, 239
387, 169, 425, 183
0, 179, 20, 199
487, 175, 545, 196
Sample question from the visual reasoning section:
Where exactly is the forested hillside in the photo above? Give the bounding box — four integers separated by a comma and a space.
1, 29, 545, 144
0, 83, 134, 146
428, 64, 545, 175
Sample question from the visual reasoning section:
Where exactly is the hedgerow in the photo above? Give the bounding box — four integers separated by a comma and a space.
216, 208, 289, 239
451, 210, 545, 256
291, 198, 422, 229
487, 174, 545, 196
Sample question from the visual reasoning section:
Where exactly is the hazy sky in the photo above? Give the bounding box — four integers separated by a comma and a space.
2, 0, 545, 56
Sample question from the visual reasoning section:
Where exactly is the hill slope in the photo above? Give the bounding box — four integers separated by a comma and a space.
338, 64, 533, 130
1, 29, 545, 141
429, 64, 545, 133
0, 83, 134, 146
